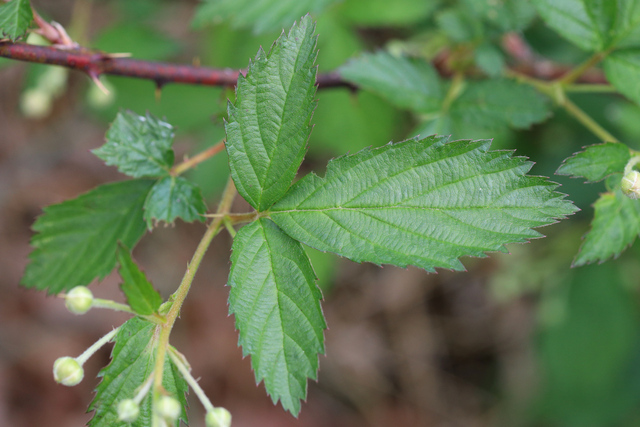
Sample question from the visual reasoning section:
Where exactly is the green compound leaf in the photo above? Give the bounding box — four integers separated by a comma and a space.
143, 176, 207, 229
192, 0, 334, 34
22, 179, 154, 294
604, 49, 640, 106
116, 245, 162, 315
532, 0, 640, 52
89, 318, 188, 427
417, 79, 551, 139
270, 135, 577, 272
339, 51, 442, 114
461, 0, 537, 32
93, 110, 175, 179
228, 218, 325, 416
557, 142, 631, 182
574, 189, 640, 266
225, 16, 317, 211
0, 0, 33, 40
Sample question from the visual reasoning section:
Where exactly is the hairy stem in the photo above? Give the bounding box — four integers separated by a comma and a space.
152, 178, 237, 394
170, 140, 226, 176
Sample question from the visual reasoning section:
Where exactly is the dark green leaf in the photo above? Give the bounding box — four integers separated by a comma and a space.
228, 218, 325, 415
89, 318, 188, 427
574, 188, 640, 266
339, 51, 442, 114
93, 111, 175, 178
557, 142, 630, 182
225, 16, 317, 211
270, 135, 577, 272
337, 0, 437, 27
192, 0, 333, 34
22, 179, 154, 294
117, 245, 162, 315
143, 176, 207, 229
0, 0, 33, 40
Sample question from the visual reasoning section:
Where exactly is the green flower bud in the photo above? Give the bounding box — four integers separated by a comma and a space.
65, 286, 94, 314
117, 399, 140, 422
53, 357, 84, 386
206, 407, 232, 427
156, 396, 181, 421
622, 170, 640, 199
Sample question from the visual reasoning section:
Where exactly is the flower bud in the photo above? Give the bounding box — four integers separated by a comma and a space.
156, 396, 181, 421
622, 170, 640, 199
118, 399, 140, 422
206, 407, 232, 427
53, 357, 84, 386
65, 286, 94, 314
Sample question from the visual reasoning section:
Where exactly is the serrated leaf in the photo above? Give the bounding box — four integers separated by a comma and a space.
532, 0, 640, 52
192, 0, 334, 34
21, 179, 154, 294
93, 110, 175, 178
573, 189, 640, 266
604, 49, 640, 106
143, 176, 207, 229
225, 16, 317, 211
339, 51, 442, 114
89, 318, 188, 427
269, 135, 577, 272
0, 0, 33, 40
417, 79, 551, 139
557, 142, 630, 182
117, 245, 162, 315
228, 218, 325, 415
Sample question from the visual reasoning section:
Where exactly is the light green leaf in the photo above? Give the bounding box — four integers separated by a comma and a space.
574, 189, 640, 266
22, 179, 154, 294
143, 176, 207, 229
192, 0, 334, 34
461, 0, 537, 32
117, 245, 162, 315
436, 7, 485, 43
337, 0, 437, 27
93, 110, 175, 178
474, 43, 506, 77
557, 142, 630, 182
225, 16, 317, 211
228, 218, 325, 415
0, 0, 33, 40
604, 49, 640, 106
339, 51, 442, 114
270, 135, 577, 272
89, 318, 188, 426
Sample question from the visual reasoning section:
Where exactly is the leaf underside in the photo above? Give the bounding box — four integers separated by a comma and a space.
21, 179, 154, 294
225, 15, 318, 211
574, 189, 640, 266
556, 142, 630, 182
269, 135, 577, 272
89, 318, 188, 427
0, 0, 33, 40
117, 245, 163, 315
228, 218, 325, 416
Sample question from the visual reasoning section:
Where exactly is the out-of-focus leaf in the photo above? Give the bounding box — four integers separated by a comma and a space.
93, 24, 181, 61
339, 51, 442, 114
604, 49, 640, 107
21, 179, 154, 294
557, 142, 630, 182
462, 0, 536, 31
337, 0, 437, 26
0, 0, 33, 40
143, 176, 207, 229
474, 43, 506, 77
228, 218, 325, 415
436, 8, 484, 42
270, 135, 577, 272
116, 245, 163, 315
574, 188, 640, 266
93, 111, 175, 179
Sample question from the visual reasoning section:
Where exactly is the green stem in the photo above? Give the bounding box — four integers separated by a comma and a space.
75, 327, 120, 365
561, 97, 619, 142
90, 298, 163, 324
558, 52, 606, 85
441, 72, 465, 112
168, 347, 215, 413
170, 140, 226, 176
152, 178, 237, 395
564, 84, 616, 93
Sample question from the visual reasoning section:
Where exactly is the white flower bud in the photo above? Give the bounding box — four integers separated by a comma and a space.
156, 396, 181, 421
117, 399, 140, 422
206, 407, 232, 427
53, 357, 84, 386
65, 286, 94, 314
622, 170, 640, 199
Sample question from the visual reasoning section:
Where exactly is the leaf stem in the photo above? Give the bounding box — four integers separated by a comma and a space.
564, 84, 616, 93
152, 178, 237, 395
561, 97, 619, 142
170, 140, 226, 176
557, 52, 607, 85
168, 347, 215, 413
75, 326, 120, 365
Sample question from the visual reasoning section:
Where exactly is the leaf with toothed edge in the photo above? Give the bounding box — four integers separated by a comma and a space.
557, 142, 631, 183
116, 245, 163, 315
224, 15, 318, 212
268, 135, 578, 272
228, 218, 325, 416
0, 0, 33, 40
143, 176, 207, 229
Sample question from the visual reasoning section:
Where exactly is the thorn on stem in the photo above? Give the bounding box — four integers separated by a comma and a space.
88, 72, 109, 95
